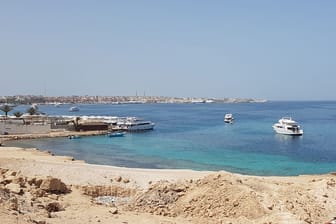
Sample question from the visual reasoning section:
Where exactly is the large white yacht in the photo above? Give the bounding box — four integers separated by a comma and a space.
224, 113, 234, 123
272, 117, 303, 136
117, 117, 155, 131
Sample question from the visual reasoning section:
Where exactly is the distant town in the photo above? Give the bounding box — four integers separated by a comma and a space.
0, 95, 267, 105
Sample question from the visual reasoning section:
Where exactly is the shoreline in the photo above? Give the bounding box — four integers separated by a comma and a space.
0, 130, 108, 142
0, 146, 214, 189
2, 132, 336, 178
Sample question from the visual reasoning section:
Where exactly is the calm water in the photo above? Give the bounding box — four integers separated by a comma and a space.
7, 101, 336, 176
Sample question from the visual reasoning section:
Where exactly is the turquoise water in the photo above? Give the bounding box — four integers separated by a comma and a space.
8, 101, 336, 176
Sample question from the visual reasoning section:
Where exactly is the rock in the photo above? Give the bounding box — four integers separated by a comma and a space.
40, 177, 68, 194
5, 183, 22, 194
114, 176, 122, 182
9, 197, 18, 210
7, 171, 17, 176
32, 219, 46, 224
12, 176, 26, 187
0, 188, 10, 201
123, 178, 130, 184
27, 177, 36, 185
46, 202, 63, 212
1, 175, 15, 185
109, 207, 118, 214
48, 194, 59, 200
31, 188, 46, 198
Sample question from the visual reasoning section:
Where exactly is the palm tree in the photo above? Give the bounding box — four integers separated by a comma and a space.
26, 106, 38, 115
13, 111, 23, 118
0, 104, 13, 118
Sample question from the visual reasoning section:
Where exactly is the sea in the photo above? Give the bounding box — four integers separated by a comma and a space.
6, 101, 336, 176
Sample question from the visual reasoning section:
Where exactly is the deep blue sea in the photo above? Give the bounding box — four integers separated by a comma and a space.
7, 101, 336, 176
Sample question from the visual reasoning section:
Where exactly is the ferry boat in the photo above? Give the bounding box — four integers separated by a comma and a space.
272, 117, 303, 136
224, 113, 234, 123
117, 117, 155, 131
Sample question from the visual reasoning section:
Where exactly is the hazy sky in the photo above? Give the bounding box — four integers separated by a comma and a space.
1, 1, 335, 100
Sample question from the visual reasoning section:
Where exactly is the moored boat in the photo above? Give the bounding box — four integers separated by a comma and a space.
69, 106, 79, 112
107, 132, 125, 137
272, 117, 303, 136
68, 135, 81, 139
117, 117, 155, 131
224, 113, 234, 123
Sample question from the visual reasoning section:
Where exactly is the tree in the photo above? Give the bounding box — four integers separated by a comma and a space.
0, 104, 13, 117
13, 111, 23, 117
26, 106, 38, 115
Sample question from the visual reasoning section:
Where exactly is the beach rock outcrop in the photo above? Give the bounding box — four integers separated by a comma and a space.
39, 177, 69, 194
5, 183, 22, 194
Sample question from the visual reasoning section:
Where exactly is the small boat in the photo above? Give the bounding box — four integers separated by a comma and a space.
224, 113, 234, 123
107, 132, 125, 137
69, 106, 79, 112
68, 135, 81, 139
272, 117, 303, 136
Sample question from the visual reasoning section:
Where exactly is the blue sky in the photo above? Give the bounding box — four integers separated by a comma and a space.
0, 1, 335, 100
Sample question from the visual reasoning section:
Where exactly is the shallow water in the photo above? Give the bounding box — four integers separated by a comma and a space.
8, 101, 336, 176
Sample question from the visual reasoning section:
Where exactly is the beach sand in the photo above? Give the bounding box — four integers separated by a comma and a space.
0, 146, 336, 224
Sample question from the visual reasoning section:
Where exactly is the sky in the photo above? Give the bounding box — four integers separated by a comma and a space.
0, 1, 335, 100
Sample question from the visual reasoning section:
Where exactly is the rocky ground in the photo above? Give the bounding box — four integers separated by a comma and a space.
1, 147, 336, 224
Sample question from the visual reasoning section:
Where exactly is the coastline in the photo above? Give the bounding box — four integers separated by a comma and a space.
0, 146, 213, 189
1, 145, 336, 223
0, 130, 108, 142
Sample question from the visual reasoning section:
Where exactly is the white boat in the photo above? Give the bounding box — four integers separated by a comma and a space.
69, 106, 79, 112
117, 117, 155, 131
224, 113, 234, 123
272, 117, 303, 136
107, 132, 126, 137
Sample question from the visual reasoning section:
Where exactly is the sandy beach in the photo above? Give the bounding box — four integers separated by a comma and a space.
0, 146, 336, 224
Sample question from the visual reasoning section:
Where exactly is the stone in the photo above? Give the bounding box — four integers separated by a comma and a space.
109, 207, 118, 214
40, 177, 68, 194
46, 202, 63, 212
5, 183, 22, 194
123, 178, 130, 184
12, 176, 26, 187
9, 197, 18, 210
114, 176, 122, 182
32, 219, 46, 224
31, 188, 46, 198
48, 194, 59, 200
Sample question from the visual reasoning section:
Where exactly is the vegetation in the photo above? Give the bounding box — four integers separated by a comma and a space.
0, 104, 13, 117
13, 111, 23, 117
26, 106, 39, 115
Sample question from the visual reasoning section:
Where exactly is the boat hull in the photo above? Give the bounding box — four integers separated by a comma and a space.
108, 132, 125, 137
272, 126, 303, 136
127, 123, 155, 131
